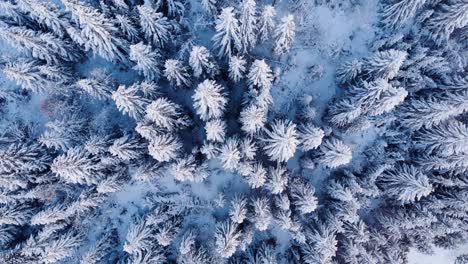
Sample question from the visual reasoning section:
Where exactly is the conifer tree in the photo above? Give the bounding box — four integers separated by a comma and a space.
274, 15, 296, 56
212, 7, 242, 57
189, 46, 219, 78
219, 137, 241, 171
201, 0, 217, 14
130, 42, 161, 81
258, 5, 276, 43
0, 142, 51, 174
42, 232, 83, 264
362, 50, 407, 80
137, 5, 171, 47
336, 59, 362, 85
398, 90, 468, 130
76, 77, 113, 99
215, 220, 240, 258
164, 59, 192, 87
0, 24, 82, 64
148, 134, 181, 162
16, 0, 67, 37
246, 162, 267, 188
239, 0, 257, 52
413, 120, 468, 156
168, 155, 208, 182
124, 218, 154, 256
145, 97, 190, 131
426, 0, 468, 45
290, 180, 318, 214
381, 0, 427, 29
62, 0, 127, 62
115, 14, 140, 42
379, 164, 433, 204
262, 120, 299, 162
252, 197, 272, 231
193, 80, 227, 121
205, 119, 227, 142
112, 84, 151, 120
266, 165, 289, 194
229, 195, 248, 224
51, 147, 104, 185
247, 59, 273, 92
239, 104, 268, 135
318, 138, 352, 168
228, 55, 246, 82
109, 135, 146, 161
298, 124, 324, 151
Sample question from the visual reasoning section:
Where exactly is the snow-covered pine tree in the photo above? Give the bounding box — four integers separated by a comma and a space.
214, 220, 240, 258
327, 98, 362, 128
0, 24, 82, 64
81, 228, 118, 264
51, 147, 104, 185
15, 0, 67, 37
0, 142, 50, 174
39, 116, 86, 152
247, 59, 273, 92
335, 59, 362, 85
112, 84, 151, 120
148, 134, 181, 162
318, 138, 352, 168
298, 123, 324, 151
201, 0, 217, 14
62, 0, 127, 62
205, 119, 226, 142
193, 80, 227, 121
245, 162, 267, 188
258, 5, 276, 43
189, 46, 219, 78
240, 137, 257, 160
145, 97, 190, 131
239, 0, 257, 52
219, 137, 241, 171
350, 78, 408, 116
266, 165, 289, 194
41, 231, 83, 264
425, 0, 468, 45
290, 180, 318, 214
123, 218, 154, 256
413, 120, 468, 156
381, 0, 427, 29
378, 164, 433, 204
0, 204, 34, 226
212, 7, 242, 57
137, 5, 171, 48
228, 55, 246, 82
155, 219, 180, 247
76, 77, 113, 99
168, 155, 208, 182
179, 230, 196, 255
109, 134, 146, 161
115, 14, 140, 42
252, 197, 272, 231
362, 49, 407, 80
274, 15, 295, 56
164, 59, 192, 87
239, 104, 268, 135
130, 42, 161, 81
398, 90, 468, 130
229, 194, 248, 224
262, 120, 299, 162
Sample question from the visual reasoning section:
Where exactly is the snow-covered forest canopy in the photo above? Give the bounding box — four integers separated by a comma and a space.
0, 0, 467, 263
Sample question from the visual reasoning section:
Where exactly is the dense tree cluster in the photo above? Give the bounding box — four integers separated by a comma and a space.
0, 0, 466, 263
